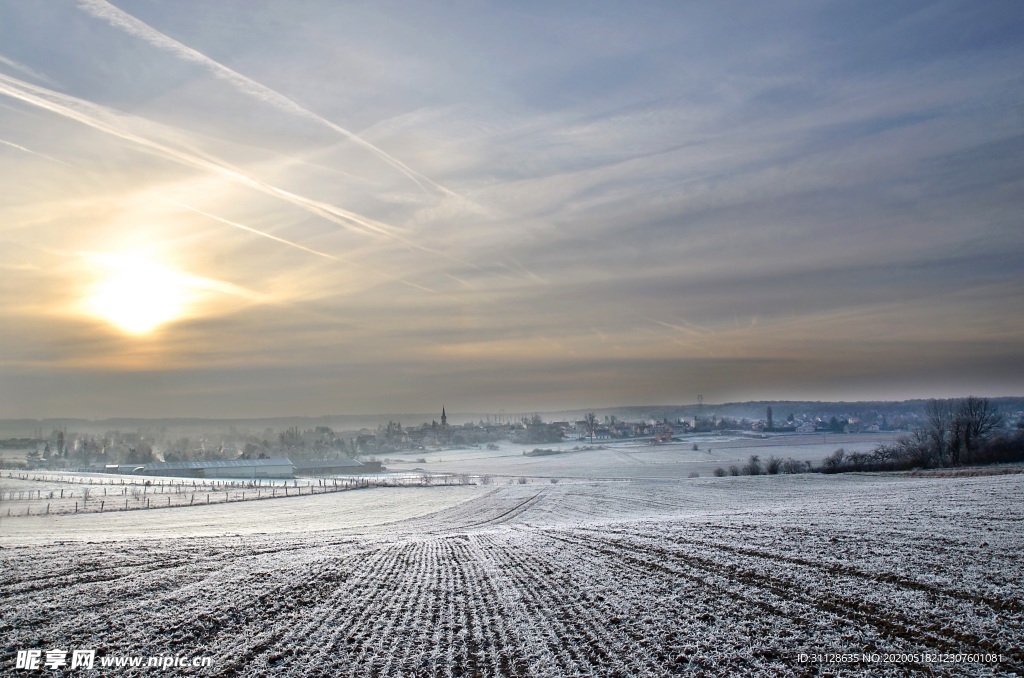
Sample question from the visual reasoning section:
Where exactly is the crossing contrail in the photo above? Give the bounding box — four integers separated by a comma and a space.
173, 202, 344, 262
175, 203, 441, 294
0, 74, 452, 292
77, 0, 464, 202
0, 72, 403, 238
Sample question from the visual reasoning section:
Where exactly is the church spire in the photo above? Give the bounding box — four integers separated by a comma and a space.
441, 406, 447, 428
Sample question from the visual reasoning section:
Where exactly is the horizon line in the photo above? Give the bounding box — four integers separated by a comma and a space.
3, 394, 1022, 424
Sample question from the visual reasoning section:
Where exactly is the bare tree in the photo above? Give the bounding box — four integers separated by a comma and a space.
584, 412, 598, 443
822, 448, 846, 473
876, 397, 1005, 469
925, 399, 954, 466
782, 458, 804, 474
743, 455, 762, 475
954, 396, 1002, 466
846, 451, 870, 471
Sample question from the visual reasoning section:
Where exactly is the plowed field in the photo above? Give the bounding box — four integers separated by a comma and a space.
2, 473, 1021, 675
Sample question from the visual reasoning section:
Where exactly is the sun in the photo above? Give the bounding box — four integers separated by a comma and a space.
85, 254, 190, 335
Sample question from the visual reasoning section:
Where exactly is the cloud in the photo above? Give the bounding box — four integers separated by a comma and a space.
0, 69, 480, 294
0, 1, 1022, 416
0, 54, 60, 88
76, 0, 463, 201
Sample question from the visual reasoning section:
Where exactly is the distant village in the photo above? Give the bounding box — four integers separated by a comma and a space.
4, 402, 1022, 476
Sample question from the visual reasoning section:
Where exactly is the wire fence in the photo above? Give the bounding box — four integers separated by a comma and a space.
0, 471, 475, 517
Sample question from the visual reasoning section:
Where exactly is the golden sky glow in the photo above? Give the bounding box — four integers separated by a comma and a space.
83, 254, 190, 335
0, 1, 1022, 418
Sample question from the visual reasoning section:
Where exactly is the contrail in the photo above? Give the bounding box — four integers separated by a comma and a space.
0, 137, 74, 167
0, 54, 60, 88
173, 202, 343, 262
77, 0, 462, 200
0, 72, 397, 239
0, 73, 449, 248
0, 71, 482, 271
174, 202, 439, 294
647, 317, 715, 338
507, 256, 547, 284
637, 325, 717, 357
0, 74, 449, 292
443, 272, 477, 290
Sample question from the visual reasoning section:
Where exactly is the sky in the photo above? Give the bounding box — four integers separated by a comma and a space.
0, 1, 1022, 419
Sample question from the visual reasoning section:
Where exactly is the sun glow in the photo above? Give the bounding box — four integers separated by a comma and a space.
85, 254, 191, 335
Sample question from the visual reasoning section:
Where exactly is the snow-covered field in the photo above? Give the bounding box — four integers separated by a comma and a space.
0, 471, 468, 524
382, 432, 900, 480
1, 470, 1021, 675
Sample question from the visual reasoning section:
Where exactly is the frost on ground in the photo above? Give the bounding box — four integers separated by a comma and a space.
1, 473, 1022, 675
382, 432, 900, 480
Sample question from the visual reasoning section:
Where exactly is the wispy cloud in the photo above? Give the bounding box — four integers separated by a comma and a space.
172, 201, 439, 295
76, 0, 463, 202
0, 1, 1021, 416
0, 69, 474, 278
0, 54, 60, 88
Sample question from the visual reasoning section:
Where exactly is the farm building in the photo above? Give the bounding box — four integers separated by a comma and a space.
293, 459, 383, 475
138, 458, 295, 479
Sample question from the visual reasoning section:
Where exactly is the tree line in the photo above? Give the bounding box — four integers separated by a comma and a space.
710, 397, 1022, 477
822, 397, 1021, 473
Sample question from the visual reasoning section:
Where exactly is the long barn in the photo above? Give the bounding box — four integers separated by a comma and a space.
138, 458, 295, 479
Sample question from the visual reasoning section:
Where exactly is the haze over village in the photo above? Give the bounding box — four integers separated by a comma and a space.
2, 397, 1022, 478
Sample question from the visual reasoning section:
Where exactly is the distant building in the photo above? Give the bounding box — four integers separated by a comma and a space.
137, 458, 294, 479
